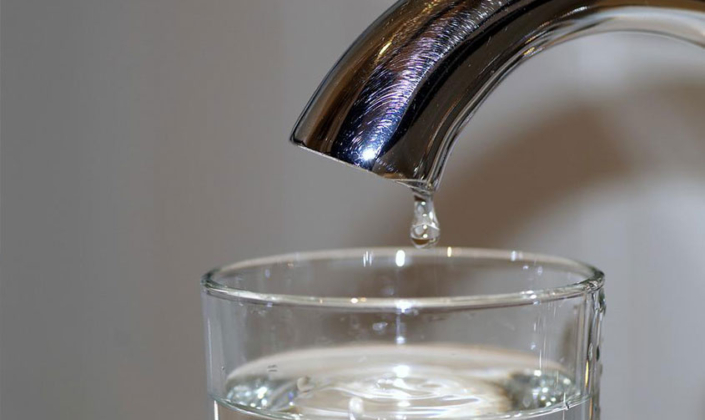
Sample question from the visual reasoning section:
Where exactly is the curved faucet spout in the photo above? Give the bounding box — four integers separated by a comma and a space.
291, 0, 705, 193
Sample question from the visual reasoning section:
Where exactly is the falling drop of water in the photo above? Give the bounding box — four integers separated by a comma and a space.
348, 396, 365, 420
410, 194, 440, 249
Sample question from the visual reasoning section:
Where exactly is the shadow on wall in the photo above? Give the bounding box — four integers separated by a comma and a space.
350, 82, 705, 248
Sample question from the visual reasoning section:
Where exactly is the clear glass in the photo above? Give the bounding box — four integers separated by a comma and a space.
201, 248, 605, 420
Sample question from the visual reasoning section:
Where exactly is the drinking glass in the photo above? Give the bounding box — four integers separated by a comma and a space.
201, 248, 605, 420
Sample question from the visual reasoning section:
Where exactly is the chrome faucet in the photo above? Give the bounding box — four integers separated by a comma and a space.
291, 0, 705, 194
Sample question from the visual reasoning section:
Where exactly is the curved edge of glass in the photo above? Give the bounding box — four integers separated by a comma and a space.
201, 247, 604, 311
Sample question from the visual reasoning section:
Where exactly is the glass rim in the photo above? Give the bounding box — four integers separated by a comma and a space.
201, 247, 604, 311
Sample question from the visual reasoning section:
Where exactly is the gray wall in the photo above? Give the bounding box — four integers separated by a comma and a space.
2, 1, 705, 419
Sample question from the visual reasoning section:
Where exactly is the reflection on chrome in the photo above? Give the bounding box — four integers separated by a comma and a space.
292, 0, 705, 193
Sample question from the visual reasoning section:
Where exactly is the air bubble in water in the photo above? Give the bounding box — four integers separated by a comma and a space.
410, 194, 440, 249
297, 376, 315, 393
348, 397, 365, 420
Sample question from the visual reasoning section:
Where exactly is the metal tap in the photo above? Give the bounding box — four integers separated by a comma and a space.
291, 0, 705, 194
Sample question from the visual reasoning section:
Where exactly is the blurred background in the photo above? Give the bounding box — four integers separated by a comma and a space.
2, 0, 705, 419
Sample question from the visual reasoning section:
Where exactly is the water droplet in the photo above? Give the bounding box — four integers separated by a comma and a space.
410, 194, 440, 249
348, 396, 365, 420
296, 376, 314, 393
